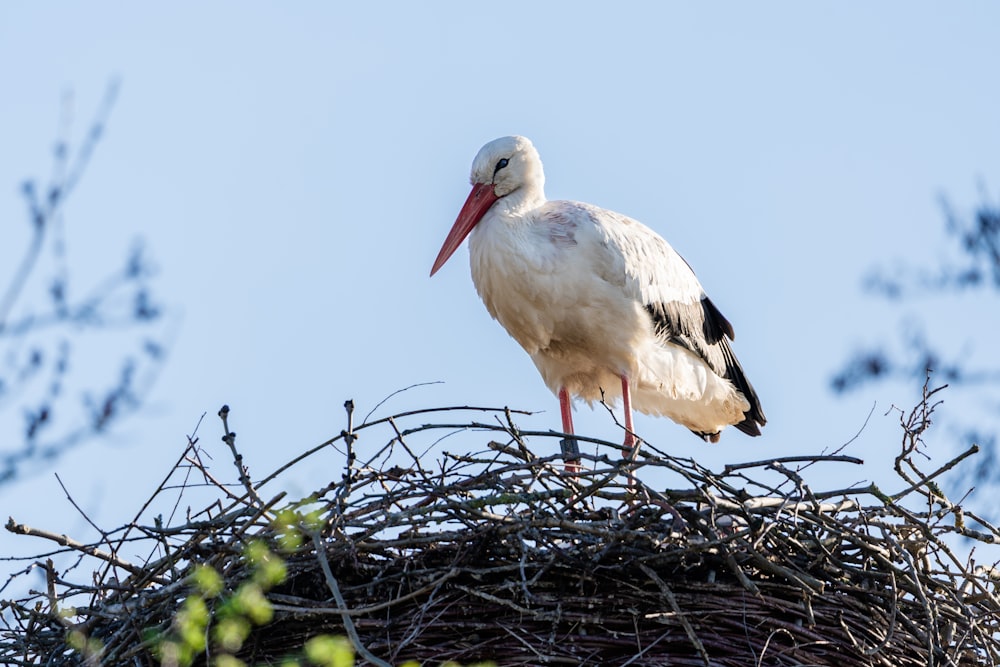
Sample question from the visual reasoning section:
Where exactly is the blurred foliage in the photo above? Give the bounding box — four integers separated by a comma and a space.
831, 191, 1000, 487
150, 540, 288, 667
862, 195, 1000, 298
0, 81, 169, 487
143, 511, 495, 667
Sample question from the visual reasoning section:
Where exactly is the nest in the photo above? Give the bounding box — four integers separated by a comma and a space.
2, 385, 1000, 666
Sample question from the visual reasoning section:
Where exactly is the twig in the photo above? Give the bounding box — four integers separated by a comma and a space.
639, 563, 711, 667
891, 445, 980, 502
269, 568, 459, 617
723, 454, 865, 472
310, 531, 392, 667
253, 405, 536, 491
218, 404, 263, 507
5, 518, 147, 579
53, 473, 105, 538
362, 381, 444, 424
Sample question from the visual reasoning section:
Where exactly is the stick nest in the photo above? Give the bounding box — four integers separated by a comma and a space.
2, 385, 1000, 666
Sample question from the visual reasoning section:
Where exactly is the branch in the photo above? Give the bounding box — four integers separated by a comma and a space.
311, 530, 392, 667
5, 517, 146, 578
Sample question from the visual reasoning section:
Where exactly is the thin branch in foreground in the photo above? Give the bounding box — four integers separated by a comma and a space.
218, 404, 263, 508
4, 518, 146, 579
311, 530, 392, 667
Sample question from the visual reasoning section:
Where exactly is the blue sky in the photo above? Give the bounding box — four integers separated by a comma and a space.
2, 4, 999, 572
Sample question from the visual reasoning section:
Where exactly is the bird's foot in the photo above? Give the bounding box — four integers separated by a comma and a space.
559, 437, 581, 476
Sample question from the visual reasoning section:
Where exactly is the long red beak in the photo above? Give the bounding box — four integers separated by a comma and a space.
430, 182, 499, 276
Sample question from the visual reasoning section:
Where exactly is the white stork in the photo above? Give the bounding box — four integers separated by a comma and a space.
430, 136, 765, 466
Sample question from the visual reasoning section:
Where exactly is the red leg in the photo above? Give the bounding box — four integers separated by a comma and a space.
621, 375, 637, 459
559, 387, 574, 435
558, 387, 580, 473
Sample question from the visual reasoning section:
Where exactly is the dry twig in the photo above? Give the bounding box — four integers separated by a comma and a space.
1, 394, 998, 666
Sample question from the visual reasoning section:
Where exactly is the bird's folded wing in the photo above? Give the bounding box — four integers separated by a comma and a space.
590, 205, 766, 429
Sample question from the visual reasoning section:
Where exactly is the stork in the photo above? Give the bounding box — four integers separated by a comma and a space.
431, 136, 765, 469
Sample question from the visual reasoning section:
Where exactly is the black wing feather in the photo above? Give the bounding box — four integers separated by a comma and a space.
645, 297, 766, 435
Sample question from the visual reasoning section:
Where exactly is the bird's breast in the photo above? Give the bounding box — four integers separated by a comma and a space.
468, 208, 646, 369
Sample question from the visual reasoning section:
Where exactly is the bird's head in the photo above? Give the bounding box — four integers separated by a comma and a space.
430, 136, 545, 276
469, 135, 544, 198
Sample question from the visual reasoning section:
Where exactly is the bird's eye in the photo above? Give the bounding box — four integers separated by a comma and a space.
493, 158, 509, 175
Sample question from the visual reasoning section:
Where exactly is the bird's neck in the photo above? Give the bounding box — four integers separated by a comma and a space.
496, 183, 546, 220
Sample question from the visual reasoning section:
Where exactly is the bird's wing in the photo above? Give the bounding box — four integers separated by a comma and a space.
579, 203, 766, 432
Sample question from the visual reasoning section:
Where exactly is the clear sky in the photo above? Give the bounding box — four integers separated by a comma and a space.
2, 3, 999, 573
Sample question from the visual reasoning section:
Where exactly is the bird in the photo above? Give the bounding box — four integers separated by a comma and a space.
430, 136, 765, 468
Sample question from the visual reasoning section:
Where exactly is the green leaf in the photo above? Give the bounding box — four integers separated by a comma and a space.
304, 634, 354, 667
214, 616, 252, 653
190, 564, 225, 598
214, 655, 247, 667
156, 639, 191, 667
301, 508, 325, 532
245, 540, 287, 588
176, 597, 209, 652
273, 508, 306, 552
231, 582, 273, 625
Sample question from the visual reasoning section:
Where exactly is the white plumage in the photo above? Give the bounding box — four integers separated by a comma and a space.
431, 136, 764, 456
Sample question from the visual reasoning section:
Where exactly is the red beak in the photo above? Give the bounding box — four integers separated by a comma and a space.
430, 182, 499, 276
